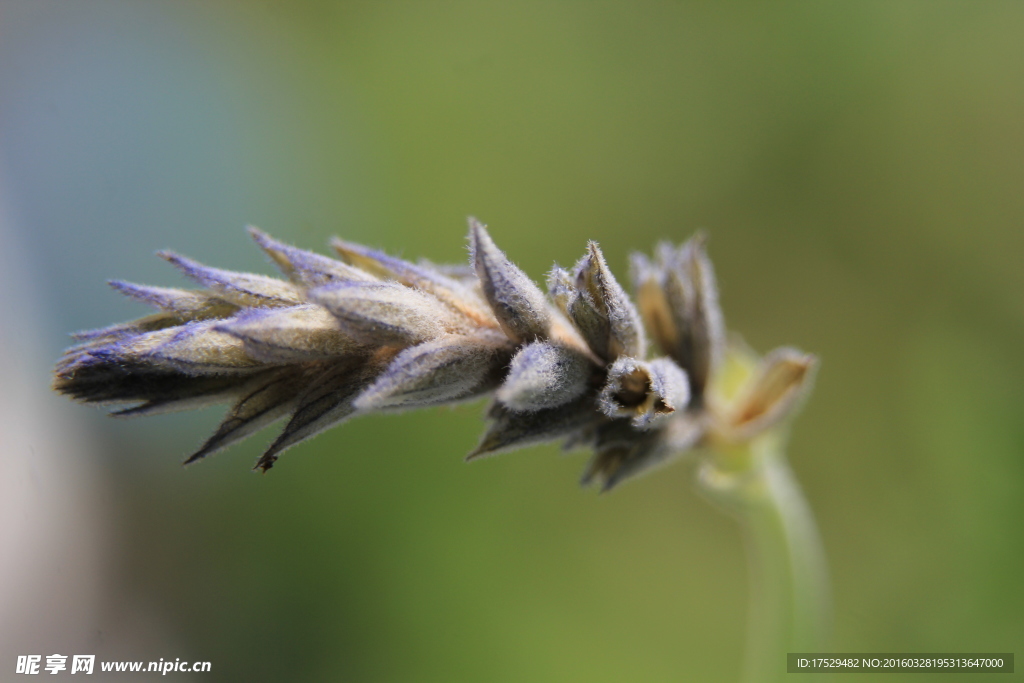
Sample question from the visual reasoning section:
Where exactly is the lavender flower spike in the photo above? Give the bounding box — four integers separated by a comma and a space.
53, 222, 815, 491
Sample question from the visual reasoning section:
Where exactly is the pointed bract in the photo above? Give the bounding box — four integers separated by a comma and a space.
331, 237, 494, 326
185, 370, 306, 464
574, 242, 647, 359
67, 315, 184, 348
727, 347, 817, 440
353, 334, 510, 411
159, 251, 302, 308
248, 226, 378, 288
255, 360, 378, 471
496, 341, 593, 412
139, 320, 263, 374
582, 432, 676, 492
309, 281, 464, 345
68, 322, 260, 377
216, 304, 364, 363
654, 235, 725, 401
108, 281, 238, 320
680, 235, 725, 397
631, 252, 678, 358
567, 286, 611, 360
468, 397, 599, 460
469, 218, 551, 343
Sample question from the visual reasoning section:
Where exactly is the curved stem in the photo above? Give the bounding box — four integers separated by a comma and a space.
697, 433, 830, 683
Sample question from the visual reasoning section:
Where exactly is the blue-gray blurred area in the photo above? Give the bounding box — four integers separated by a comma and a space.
1, 1, 1022, 681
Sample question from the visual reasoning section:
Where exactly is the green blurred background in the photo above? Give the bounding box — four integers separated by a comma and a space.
1, 1, 1022, 680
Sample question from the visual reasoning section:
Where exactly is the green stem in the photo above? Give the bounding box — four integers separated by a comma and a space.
697, 432, 831, 683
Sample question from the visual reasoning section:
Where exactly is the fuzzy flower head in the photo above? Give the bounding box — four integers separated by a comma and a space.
53, 220, 816, 490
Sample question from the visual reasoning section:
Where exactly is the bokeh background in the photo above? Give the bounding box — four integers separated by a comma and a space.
2, 1, 1022, 681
